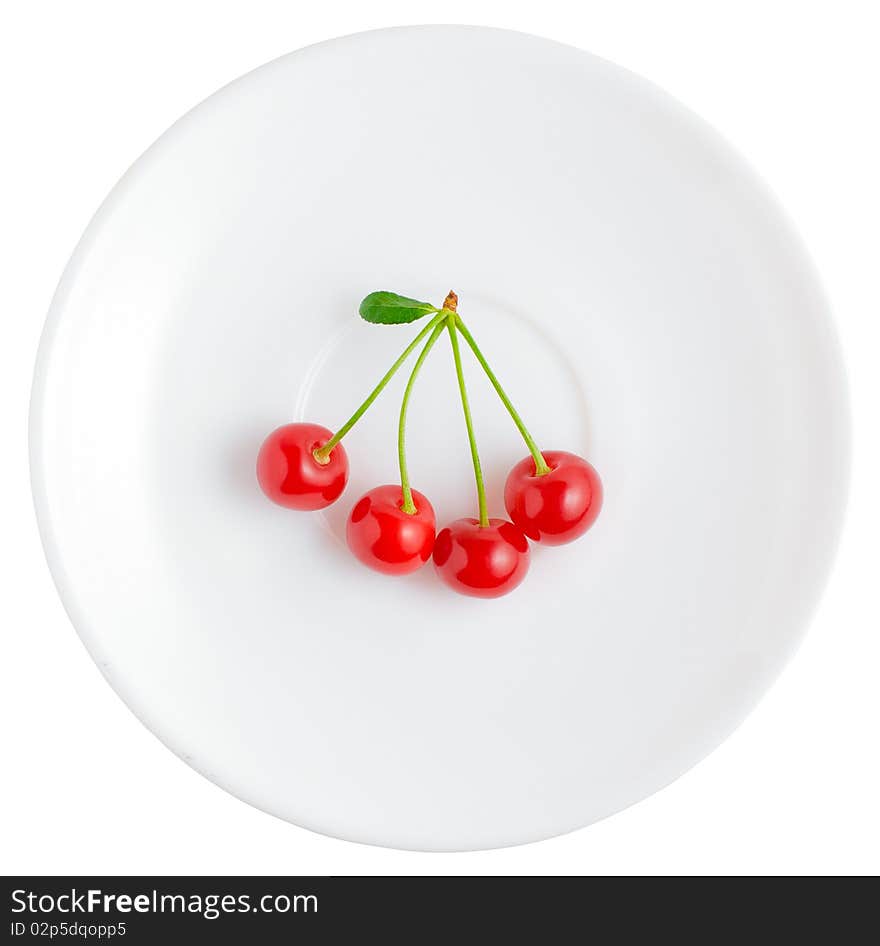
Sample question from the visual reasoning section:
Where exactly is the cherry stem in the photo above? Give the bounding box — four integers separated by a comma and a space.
398, 320, 446, 514
454, 315, 551, 476
315, 310, 445, 462
447, 314, 489, 528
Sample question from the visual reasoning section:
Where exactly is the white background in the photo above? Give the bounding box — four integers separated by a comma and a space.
1, 0, 877, 876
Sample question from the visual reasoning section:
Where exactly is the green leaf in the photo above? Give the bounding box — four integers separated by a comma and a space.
359, 291, 438, 325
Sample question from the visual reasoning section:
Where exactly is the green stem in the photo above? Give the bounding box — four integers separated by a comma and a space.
314, 310, 445, 462
447, 316, 489, 527
454, 315, 550, 476
398, 321, 445, 514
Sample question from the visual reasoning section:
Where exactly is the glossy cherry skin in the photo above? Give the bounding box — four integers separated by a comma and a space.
346, 485, 436, 575
256, 422, 348, 510
432, 518, 530, 598
504, 450, 602, 545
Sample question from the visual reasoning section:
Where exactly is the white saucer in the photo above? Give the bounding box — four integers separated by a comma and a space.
30, 26, 849, 850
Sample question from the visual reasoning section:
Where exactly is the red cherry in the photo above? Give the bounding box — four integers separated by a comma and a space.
346, 485, 436, 575
256, 422, 348, 510
432, 518, 530, 598
504, 450, 602, 545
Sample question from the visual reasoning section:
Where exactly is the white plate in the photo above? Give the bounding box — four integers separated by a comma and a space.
30, 26, 849, 850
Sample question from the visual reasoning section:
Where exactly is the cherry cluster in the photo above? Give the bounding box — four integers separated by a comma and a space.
257, 291, 602, 598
